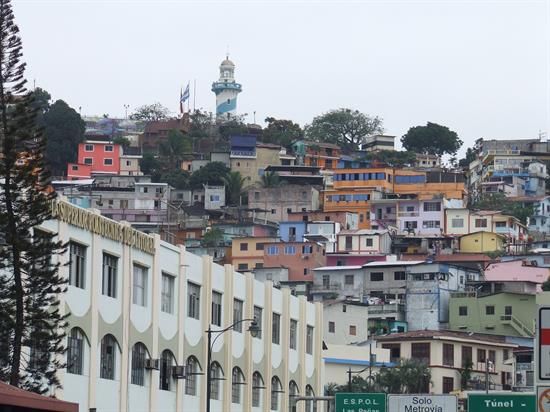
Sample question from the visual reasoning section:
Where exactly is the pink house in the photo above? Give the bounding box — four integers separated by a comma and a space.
484, 259, 550, 291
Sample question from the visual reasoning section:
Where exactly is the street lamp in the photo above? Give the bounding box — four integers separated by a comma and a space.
347, 343, 376, 392
205, 318, 260, 412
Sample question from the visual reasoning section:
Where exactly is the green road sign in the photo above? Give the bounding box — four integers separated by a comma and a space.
467, 394, 536, 411
335, 393, 386, 412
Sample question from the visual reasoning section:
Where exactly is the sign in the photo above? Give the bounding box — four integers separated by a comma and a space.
468, 394, 536, 411
335, 393, 386, 412
538, 387, 550, 412
387, 395, 456, 412
540, 308, 550, 380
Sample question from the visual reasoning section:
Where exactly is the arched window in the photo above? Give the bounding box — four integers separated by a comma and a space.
100, 334, 118, 380
252, 372, 264, 408
232, 367, 245, 404
306, 385, 317, 412
67, 328, 86, 375
289, 380, 299, 412
271, 376, 283, 411
209, 361, 224, 400
185, 356, 201, 396
159, 349, 175, 391
131, 342, 148, 386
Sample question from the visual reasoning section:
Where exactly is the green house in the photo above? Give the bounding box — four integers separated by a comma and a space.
448, 281, 536, 338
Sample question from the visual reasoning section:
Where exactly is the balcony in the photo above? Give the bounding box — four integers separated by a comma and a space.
398, 211, 419, 217
211, 81, 242, 92
367, 303, 406, 316
311, 283, 340, 293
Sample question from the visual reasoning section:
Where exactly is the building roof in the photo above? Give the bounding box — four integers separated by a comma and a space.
220, 58, 235, 67
363, 260, 424, 267
483, 259, 550, 286
459, 231, 507, 239
339, 229, 388, 235
434, 253, 493, 263
314, 265, 363, 271
0, 381, 78, 412
375, 330, 517, 346
302, 140, 341, 150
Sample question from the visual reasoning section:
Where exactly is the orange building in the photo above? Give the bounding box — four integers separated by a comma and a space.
230, 236, 279, 272
263, 241, 326, 282
291, 141, 341, 170
323, 167, 466, 228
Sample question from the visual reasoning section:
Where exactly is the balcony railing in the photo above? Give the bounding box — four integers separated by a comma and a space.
367, 303, 406, 315
311, 283, 340, 292
500, 314, 534, 337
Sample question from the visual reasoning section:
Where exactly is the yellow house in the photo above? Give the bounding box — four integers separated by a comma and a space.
230, 236, 278, 272
459, 231, 506, 253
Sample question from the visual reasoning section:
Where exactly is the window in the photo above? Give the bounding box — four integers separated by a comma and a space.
272, 313, 281, 344
271, 376, 282, 410
423, 202, 441, 212
284, 245, 296, 255
233, 299, 243, 333
305, 385, 316, 412
328, 321, 335, 333
104, 145, 113, 152
462, 346, 473, 367
131, 343, 147, 386
495, 221, 506, 228
475, 219, 488, 228
411, 342, 430, 364
290, 319, 298, 349
252, 372, 264, 407
100, 335, 117, 380
104, 158, 113, 166
209, 362, 223, 400
71, 165, 78, 171
232, 367, 245, 404
287, 208, 292, 214
442, 377, 454, 394
302, 244, 313, 254
422, 220, 440, 229
345, 275, 354, 286
370, 272, 384, 282
132, 265, 148, 306
161, 274, 174, 314
485, 305, 495, 315
102, 254, 119, 297
185, 357, 200, 395
84, 144, 94, 151
266, 245, 279, 255
289, 381, 299, 412
159, 350, 174, 391
459, 306, 468, 316
488, 350, 496, 364
253, 306, 263, 339
343, 305, 347, 313
187, 282, 200, 319
256, 243, 264, 251
212, 291, 222, 326
452, 218, 464, 228
254, 191, 260, 201
443, 343, 454, 366
394, 271, 406, 281
365, 238, 373, 247
69, 242, 86, 289
345, 236, 353, 250
477, 348, 486, 363
67, 328, 84, 375
505, 306, 512, 316
404, 221, 417, 229
237, 263, 248, 271
306, 325, 314, 354
349, 325, 356, 336
83, 157, 92, 165
240, 242, 248, 251
383, 344, 401, 363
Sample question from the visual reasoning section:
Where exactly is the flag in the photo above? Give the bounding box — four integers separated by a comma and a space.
180, 83, 190, 114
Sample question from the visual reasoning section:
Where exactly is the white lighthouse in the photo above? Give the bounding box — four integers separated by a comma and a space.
211, 56, 242, 119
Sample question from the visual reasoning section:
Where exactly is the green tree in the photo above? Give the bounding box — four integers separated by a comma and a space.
260, 171, 281, 188
0, 0, 67, 392
262, 117, 303, 147
305, 108, 383, 151
40, 100, 85, 176
377, 360, 431, 394
201, 227, 225, 247
218, 116, 248, 139
471, 193, 533, 225
188, 109, 216, 140
401, 122, 463, 157
189, 161, 230, 189
140, 153, 160, 176
362, 150, 417, 167
113, 136, 130, 149
460, 361, 473, 390
160, 169, 190, 190
222, 171, 248, 206
130, 102, 169, 122
542, 277, 550, 292
158, 129, 192, 171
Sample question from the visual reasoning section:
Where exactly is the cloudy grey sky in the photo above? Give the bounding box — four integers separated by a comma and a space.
14, 0, 550, 155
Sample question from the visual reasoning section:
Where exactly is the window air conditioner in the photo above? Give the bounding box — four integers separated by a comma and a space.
145, 358, 160, 370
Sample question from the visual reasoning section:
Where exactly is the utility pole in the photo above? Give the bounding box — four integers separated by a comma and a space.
347, 367, 352, 392
485, 358, 489, 393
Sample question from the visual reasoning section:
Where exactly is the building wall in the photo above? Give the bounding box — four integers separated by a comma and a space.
279, 221, 307, 242
231, 237, 277, 272
376, 337, 515, 394
263, 242, 326, 282
77, 141, 121, 174
37, 201, 322, 412
288, 211, 359, 230
249, 186, 320, 223
460, 232, 504, 253
67, 163, 93, 180
119, 157, 142, 176
231, 146, 281, 186
445, 208, 470, 235
448, 292, 535, 337
323, 302, 369, 344
336, 232, 392, 254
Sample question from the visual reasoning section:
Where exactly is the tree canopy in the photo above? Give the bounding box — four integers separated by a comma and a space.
401, 122, 462, 156
305, 108, 383, 151
222, 171, 248, 206
262, 117, 303, 147
189, 161, 230, 189
361, 150, 417, 167
130, 102, 170, 122
470, 193, 533, 225
158, 129, 192, 171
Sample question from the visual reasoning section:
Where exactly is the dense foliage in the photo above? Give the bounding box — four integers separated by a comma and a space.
401, 122, 462, 156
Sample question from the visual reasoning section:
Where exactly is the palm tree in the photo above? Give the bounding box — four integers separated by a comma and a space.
260, 171, 280, 188
222, 171, 248, 206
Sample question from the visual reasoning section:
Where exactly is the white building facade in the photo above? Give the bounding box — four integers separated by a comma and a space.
37, 200, 322, 412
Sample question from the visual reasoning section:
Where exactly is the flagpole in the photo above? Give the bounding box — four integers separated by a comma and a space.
193, 78, 196, 112
187, 82, 191, 114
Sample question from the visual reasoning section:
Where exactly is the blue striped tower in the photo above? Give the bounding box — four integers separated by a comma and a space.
211, 56, 242, 119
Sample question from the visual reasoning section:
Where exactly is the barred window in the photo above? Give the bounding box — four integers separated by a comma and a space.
67, 328, 85, 375
185, 356, 200, 396
232, 367, 245, 404
102, 253, 118, 298
131, 343, 148, 386
100, 334, 117, 380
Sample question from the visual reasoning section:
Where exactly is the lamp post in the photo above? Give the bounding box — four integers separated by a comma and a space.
206, 318, 260, 412
347, 343, 376, 392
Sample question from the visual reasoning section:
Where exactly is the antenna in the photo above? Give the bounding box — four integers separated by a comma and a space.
226, 44, 230, 60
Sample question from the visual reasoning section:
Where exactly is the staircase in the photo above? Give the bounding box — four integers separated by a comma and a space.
500, 315, 534, 337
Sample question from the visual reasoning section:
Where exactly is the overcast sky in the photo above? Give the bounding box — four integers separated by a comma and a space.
13, 0, 550, 155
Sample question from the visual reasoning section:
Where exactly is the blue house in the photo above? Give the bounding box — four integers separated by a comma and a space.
278, 221, 307, 242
